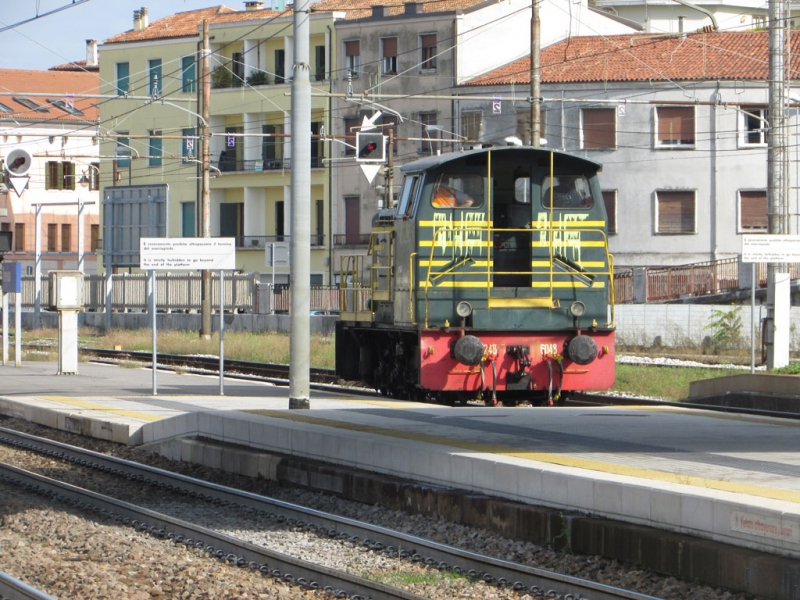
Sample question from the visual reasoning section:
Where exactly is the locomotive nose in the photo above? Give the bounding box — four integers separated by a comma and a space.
453, 335, 484, 366
566, 334, 598, 365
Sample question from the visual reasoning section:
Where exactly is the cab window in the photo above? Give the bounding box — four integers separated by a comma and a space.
397, 175, 419, 218
431, 173, 484, 208
541, 175, 594, 209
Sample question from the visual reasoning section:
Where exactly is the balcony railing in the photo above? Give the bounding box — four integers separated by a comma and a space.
236, 235, 325, 248
216, 156, 325, 173
333, 233, 371, 247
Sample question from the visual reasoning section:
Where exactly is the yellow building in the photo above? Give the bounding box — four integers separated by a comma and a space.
98, 4, 334, 283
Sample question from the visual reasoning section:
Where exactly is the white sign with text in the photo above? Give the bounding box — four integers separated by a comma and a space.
742, 234, 800, 263
140, 238, 236, 270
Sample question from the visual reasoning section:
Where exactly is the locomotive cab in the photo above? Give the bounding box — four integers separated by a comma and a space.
336, 147, 615, 406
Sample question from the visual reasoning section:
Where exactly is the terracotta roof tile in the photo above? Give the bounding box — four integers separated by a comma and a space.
0, 69, 99, 122
466, 31, 792, 86
312, 0, 488, 20
50, 60, 99, 73
104, 6, 238, 44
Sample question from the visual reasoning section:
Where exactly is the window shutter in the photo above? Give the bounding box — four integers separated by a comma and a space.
583, 108, 615, 149
421, 34, 436, 48
382, 37, 397, 56
657, 107, 694, 144
602, 190, 617, 234
345, 41, 359, 57
740, 191, 767, 230
657, 191, 695, 233
45, 161, 52, 189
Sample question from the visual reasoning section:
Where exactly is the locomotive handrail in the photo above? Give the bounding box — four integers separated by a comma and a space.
409, 252, 417, 324
422, 222, 614, 327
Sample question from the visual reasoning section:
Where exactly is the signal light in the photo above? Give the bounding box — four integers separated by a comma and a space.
356, 132, 385, 162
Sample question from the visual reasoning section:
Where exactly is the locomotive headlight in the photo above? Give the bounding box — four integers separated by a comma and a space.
569, 301, 586, 318
456, 301, 473, 318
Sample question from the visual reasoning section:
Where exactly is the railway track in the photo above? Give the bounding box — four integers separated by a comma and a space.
0, 426, 663, 600
80, 347, 798, 418
0, 571, 56, 600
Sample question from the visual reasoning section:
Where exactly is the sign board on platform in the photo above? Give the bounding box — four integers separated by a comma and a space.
140, 238, 236, 270
2, 262, 21, 294
742, 235, 800, 263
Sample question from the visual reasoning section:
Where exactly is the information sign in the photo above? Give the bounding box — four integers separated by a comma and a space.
742, 235, 800, 263
2, 262, 21, 294
140, 238, 236, 270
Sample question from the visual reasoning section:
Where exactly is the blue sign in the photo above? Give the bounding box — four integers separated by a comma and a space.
2, 262, 22, 294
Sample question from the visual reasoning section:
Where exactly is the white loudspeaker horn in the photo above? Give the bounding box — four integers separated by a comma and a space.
5, 148, 32, 176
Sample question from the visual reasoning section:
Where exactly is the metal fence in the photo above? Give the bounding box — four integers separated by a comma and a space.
614, 258, 800, 304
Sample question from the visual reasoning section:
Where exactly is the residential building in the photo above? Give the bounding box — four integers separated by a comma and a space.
0, 64, 101, 275
317, 0, 636, 279
460, 31, 798, 267
98, 4, 334, 283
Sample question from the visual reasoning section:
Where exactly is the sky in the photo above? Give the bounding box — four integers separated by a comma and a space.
0, 0, 229, 71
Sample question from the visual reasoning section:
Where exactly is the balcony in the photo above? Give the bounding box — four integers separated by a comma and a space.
217, 155, 325, 173
333, 234, 371, 247
235, 235, 326, 249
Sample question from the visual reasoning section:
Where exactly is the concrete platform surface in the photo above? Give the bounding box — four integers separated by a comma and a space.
1, 360, 799, 565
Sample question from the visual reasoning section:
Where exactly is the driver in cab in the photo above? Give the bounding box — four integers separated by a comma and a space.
432, 183, 474, 207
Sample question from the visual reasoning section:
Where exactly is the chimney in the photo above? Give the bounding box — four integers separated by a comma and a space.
85, 40, 98, 67
372, 5, 390, 18
404, 2, 423, 14
133, 9, 142, 31
140, 7, 149, 28
245, 1, 265, 9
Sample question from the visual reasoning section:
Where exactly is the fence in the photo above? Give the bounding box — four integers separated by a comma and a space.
614, 258, 800, 304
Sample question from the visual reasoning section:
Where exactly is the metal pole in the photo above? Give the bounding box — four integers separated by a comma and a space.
34, 204, 41, 328
200, 20, 212, 339
104, 196, 113, 330
14, 291, 20, 367
751, 266, 755, 374
150, 269, 157, 395
77, 199, 84, 273
289, 0, 312, 409
2, 292, 7, 366
219, 269, 225, 396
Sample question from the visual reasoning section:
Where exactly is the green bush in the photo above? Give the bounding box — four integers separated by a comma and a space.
773, 363, 800, 375
246, 70, 270, 86
704, 304, 743, 353
211, 65, 233, 89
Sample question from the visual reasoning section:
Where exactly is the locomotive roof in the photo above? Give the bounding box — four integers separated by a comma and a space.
398, 146, 603, 174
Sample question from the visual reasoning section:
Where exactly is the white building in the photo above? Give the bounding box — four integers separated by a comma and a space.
460, 31, 797, 268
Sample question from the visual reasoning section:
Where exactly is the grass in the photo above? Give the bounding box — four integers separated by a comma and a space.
5, 326, 793, 401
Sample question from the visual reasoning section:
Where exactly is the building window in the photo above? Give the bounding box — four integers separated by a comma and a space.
582, 108, 616, 149
220, 203, 244, 239
275, 49, 285, 84
45, 161, 75, 190
656, 191, 695, 234
602, 190, 617, 234
14, 223, 24, 252
740, 107, 767, 146
181, 201, 196, 237
343, 117, 359, 156
116, 133, 131, 169
344, 196, 360, 245
182, 55, 196, 93
149, 130, 162, 167
381, 38, 397, 75
262, 124, 284, 167
90, 224, 100, 252
48, 99, 84, 117
419, 112, 439, 154
182, 128, 196, 162
13, 97, 49, 113
232, 52, 245, 87
311, 122, 324, 168
656, 106, 694, 147
314, 199, 324, 246
739, 190, 767, 231
116, 62, 130, 95
461, 111, 482, 142
275, 200, 285, 241
89, 163, 100, 191
149, 59, 162, 96
420, 34, 437, 71
345, 40, 360, 78
47, 224, 57, 252
61, 224, 71, 252
315, 45, 326, 81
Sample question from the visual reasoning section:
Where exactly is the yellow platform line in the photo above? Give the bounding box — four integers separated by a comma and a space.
41, 396, 162, 422
246, 409, 800, 505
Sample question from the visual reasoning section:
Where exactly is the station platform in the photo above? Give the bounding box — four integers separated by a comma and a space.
1, 360, 799, 598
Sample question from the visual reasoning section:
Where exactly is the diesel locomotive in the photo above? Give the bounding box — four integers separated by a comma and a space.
336, 146, 615, 406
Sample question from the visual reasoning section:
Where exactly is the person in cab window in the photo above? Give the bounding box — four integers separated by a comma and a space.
544, 176, 591, 208
432, 183, 474, 207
